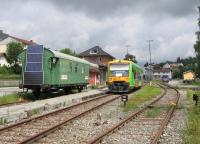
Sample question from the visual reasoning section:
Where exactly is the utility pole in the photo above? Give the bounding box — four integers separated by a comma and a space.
146, 40, 153, 65
146, 40, 153, 82
125, 45, 131, 55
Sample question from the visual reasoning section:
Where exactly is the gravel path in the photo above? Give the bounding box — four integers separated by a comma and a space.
34, 85, 165, 144
0, 94, 118, 144
159, 90, 188, 144
100, 87, 177, 144
34, 99, 131, 144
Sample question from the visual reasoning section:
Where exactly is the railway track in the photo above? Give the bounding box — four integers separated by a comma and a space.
0, 93, 120, 144
87, 83, 180, 144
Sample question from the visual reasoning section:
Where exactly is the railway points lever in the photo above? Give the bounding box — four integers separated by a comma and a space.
193, 94, 199, 105
121, 94, 128, 106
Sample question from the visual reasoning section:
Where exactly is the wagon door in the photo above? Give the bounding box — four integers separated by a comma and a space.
23, 45, 44, 86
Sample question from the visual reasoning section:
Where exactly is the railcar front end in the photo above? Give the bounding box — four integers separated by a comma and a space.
107, 60, 132, 93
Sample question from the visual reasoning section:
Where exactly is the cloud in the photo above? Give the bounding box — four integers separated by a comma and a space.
49, 0, 198, 18
0, 0, 198, 65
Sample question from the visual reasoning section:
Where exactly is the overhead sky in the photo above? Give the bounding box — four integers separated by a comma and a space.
0, 0, 199, 64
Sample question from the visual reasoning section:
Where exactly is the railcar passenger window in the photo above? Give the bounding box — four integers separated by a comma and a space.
75, 64, 78, 72
70, 63, 72, 72
82, 66, 84, 74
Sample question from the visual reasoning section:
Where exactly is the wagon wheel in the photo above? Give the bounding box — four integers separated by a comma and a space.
78, 86, 83, 93
33, 89, 41, 99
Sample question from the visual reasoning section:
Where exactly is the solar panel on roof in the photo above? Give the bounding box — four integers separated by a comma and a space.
24, 72, 43, 85
24, 45, 44, 85
26, 63, 42, 71
27, 54, 42, 62
27, 45, 43, 53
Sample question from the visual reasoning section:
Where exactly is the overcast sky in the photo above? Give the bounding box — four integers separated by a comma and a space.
0, 0, 199, 65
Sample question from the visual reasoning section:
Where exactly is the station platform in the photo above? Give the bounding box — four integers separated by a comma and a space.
0, 88, 107, 124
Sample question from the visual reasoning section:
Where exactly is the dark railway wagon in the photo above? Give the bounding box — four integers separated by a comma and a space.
18, 45, 90, 95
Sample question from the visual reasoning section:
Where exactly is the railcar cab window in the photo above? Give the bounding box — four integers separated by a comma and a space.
110, 63, 129, 77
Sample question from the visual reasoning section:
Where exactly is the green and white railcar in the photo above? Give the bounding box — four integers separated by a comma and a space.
107, 60, 144, 93
18, 45, 90, 96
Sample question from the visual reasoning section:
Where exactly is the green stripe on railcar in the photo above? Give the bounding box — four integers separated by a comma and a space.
129, 63, 135, 89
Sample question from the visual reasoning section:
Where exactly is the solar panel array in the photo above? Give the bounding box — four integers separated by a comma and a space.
24, 45, 44, 85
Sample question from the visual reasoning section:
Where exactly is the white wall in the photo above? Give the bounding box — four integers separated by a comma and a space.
153, 71, 172, 79
0, 37, 17, 45
0, 55, 9, 66
0, 37, 20, 66
163, 63, 171, 69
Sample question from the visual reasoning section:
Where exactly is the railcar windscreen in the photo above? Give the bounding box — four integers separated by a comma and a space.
110, 63, 129, 77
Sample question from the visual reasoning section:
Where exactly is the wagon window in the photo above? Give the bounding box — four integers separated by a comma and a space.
75, 64, 78, 72
82, 66, 84, 74
69, 63, 72, 72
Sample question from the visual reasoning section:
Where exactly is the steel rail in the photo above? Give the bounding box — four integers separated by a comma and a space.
0, 93, 110, 132
18, 85, 147, 144
18, 95, 120, 144
0, 93, 120, 144
88, 83, 167, 144
150, 83, 180, 144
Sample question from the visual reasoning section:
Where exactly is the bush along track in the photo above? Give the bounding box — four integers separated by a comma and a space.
183, 90, 200, 143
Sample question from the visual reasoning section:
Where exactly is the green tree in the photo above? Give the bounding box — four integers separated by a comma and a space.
60, 48, 77, 57
194, 41, 200, 78
6, 42, 24, 66
144, 62, 149, 67
124, 53, 137, 63
176, 57, 181, 63
6, 42, 24, 74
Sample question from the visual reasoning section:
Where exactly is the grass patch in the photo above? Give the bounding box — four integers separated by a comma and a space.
183, 90, 200, 144
0, 93, 23, 105
0, 74, 20, 80
0, 81, 19, 87
145, 107, 160, 118
191, 81, 200, 86
124, 84, 162, 111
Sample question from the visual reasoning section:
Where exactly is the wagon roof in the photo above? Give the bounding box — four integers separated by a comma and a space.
51, 50, 90, 65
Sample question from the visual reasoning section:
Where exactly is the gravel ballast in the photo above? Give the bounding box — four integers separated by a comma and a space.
159, 90, 188, 144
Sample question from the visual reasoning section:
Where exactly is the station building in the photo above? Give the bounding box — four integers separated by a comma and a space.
79, 46, 115, 85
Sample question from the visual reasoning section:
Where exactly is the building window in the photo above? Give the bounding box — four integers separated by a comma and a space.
90, 49, 98, 54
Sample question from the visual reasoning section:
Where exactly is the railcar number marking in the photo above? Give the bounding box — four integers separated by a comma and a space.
61, 75, 68, 80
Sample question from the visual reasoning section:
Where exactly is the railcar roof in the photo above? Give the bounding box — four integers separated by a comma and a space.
50, 50, 90, 65
109, 59, 144, 73
109, 60, 131, 64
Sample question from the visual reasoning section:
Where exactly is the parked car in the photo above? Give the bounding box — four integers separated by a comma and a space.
161, 75, 170, 82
